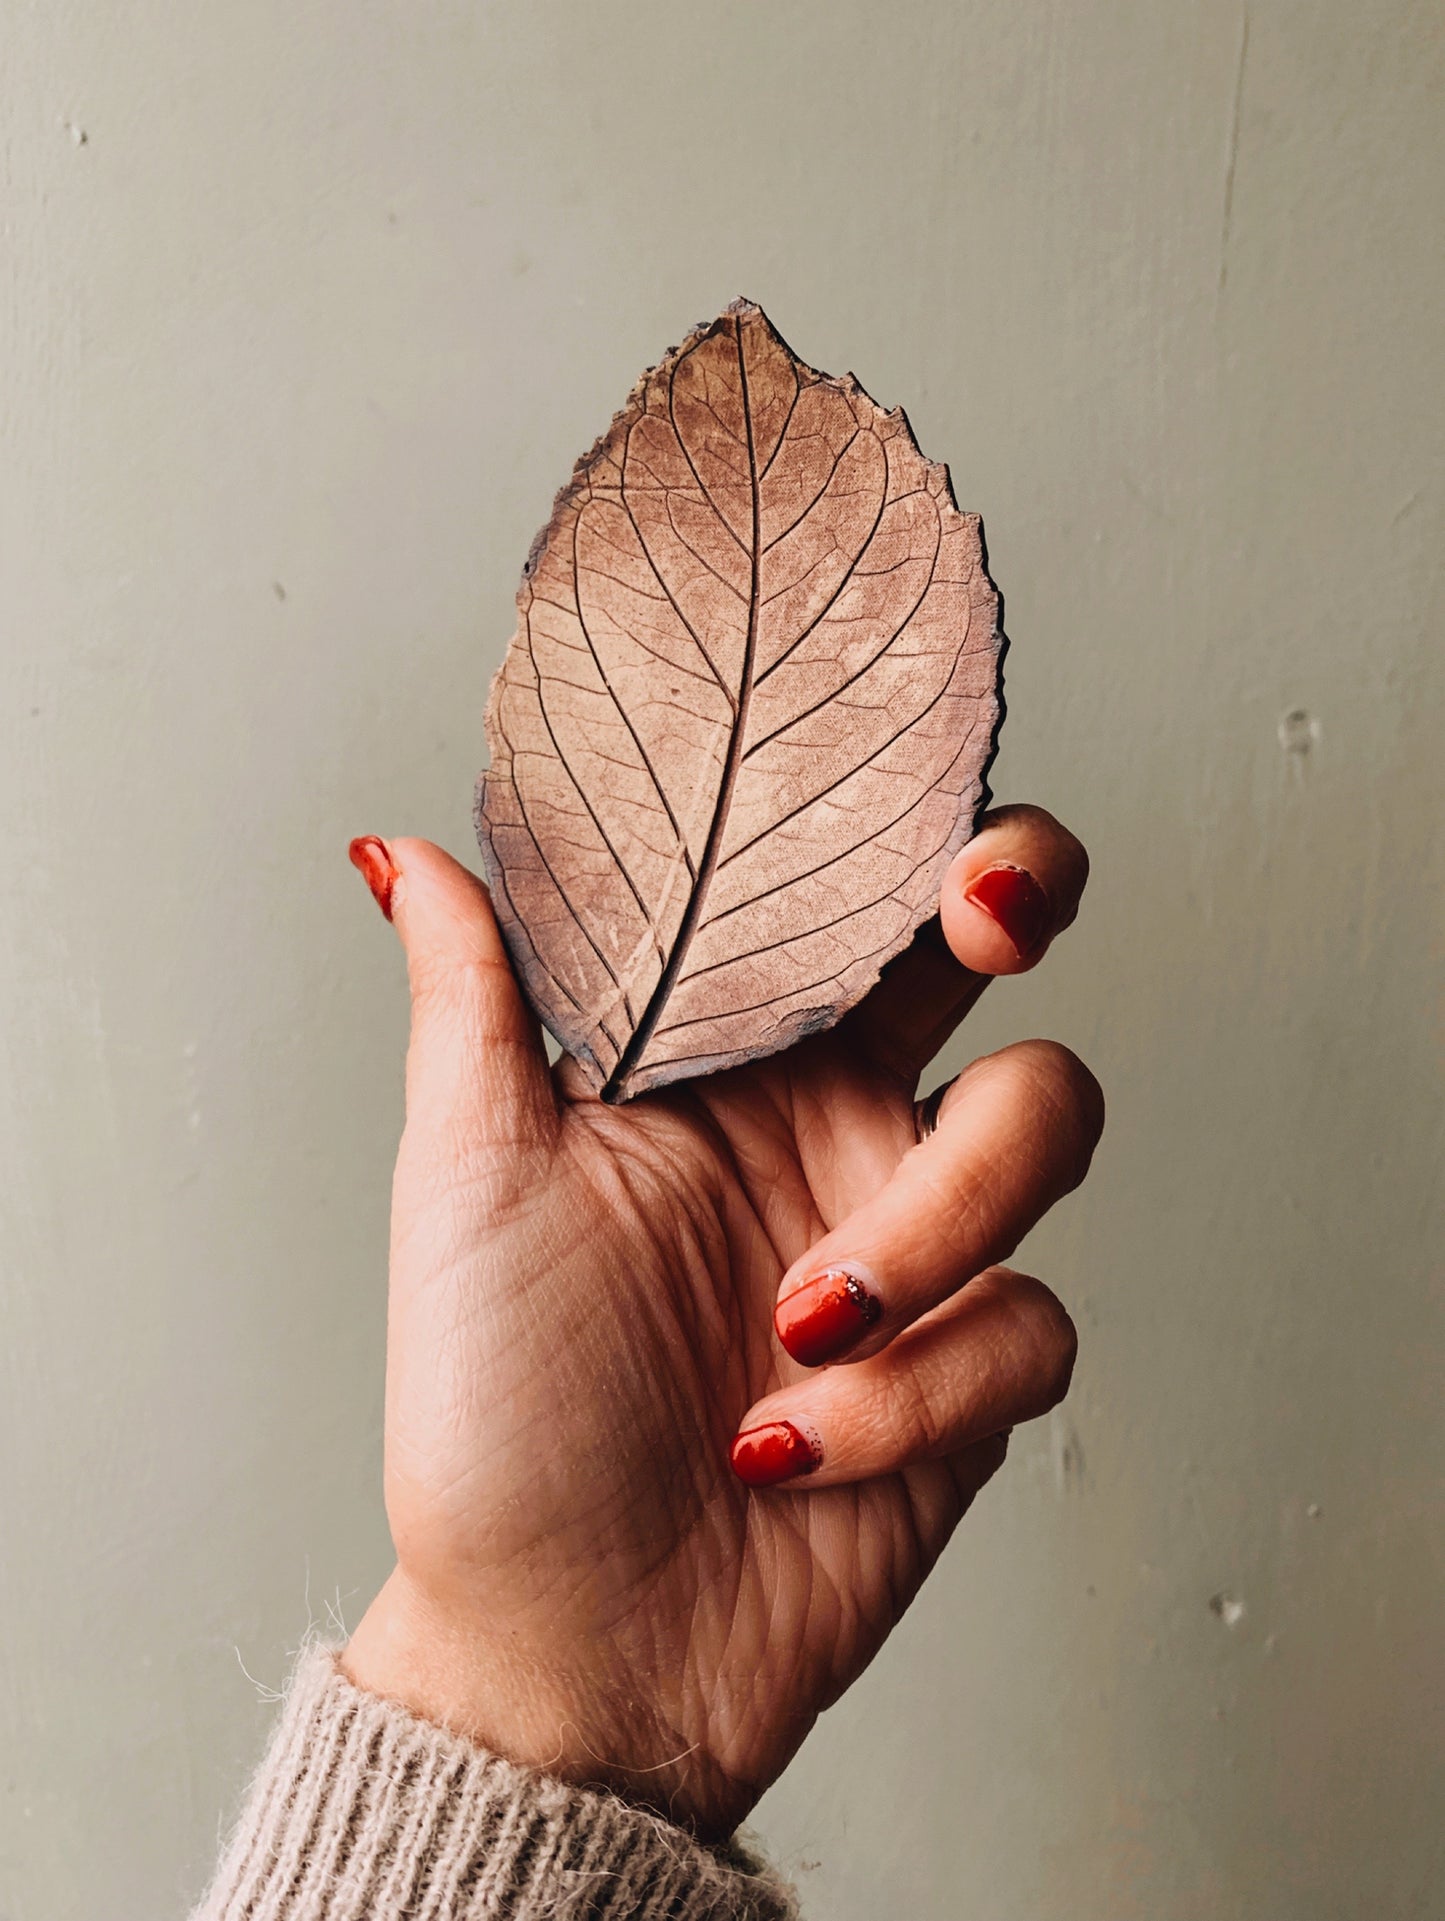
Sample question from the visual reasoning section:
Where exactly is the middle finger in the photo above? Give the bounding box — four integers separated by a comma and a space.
773, 1038, 1104, 1368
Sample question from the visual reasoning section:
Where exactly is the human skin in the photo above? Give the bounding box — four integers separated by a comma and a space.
341, 804, 1102, 1839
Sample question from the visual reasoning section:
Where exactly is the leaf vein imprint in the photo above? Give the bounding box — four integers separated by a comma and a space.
599, 323, 764, 1099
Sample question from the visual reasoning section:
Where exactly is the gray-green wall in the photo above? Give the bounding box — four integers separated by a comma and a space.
3, 4, 1441, 1915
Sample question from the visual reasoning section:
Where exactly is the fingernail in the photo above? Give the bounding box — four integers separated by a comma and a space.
349, 837, 397, 921
964, 863, 1051, 958
775, 1268, 882, 1367
729, 1421, 822, 1487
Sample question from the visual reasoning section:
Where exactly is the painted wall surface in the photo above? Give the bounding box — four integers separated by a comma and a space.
3, 4, 1441, 1916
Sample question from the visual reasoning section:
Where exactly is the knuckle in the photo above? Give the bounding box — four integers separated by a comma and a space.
406, 949, 458, 1008
1002, 1272, 1079, 1412
1011, 1035, 1089, 1104
913, 1156, 994, 1271
893, 1369, 950, 1461
409, 953, 525, 1048
1009, 1040, 1106, 1181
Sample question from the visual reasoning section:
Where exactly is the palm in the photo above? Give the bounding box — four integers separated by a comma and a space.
386, 1029, 985, 1835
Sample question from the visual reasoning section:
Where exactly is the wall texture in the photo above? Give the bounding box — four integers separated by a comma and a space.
2, 3, 1441, 1916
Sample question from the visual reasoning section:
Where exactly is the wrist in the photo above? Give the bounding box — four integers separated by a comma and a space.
342, 1567, 739, 1838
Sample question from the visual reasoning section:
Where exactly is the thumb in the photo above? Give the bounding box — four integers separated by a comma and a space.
349, 836, 559, 1155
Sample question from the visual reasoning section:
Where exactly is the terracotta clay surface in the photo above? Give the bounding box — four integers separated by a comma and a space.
475, 299, 1003, 1101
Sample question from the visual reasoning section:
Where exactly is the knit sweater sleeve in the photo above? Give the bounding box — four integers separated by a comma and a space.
192, 1644, 797, 1921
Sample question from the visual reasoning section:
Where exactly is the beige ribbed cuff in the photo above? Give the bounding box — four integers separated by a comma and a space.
194, 1644, 797, 1920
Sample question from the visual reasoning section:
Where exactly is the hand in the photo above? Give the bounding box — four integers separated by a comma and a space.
341, 805, 1101, 1838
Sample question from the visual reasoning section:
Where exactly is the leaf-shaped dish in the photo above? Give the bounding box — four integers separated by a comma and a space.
475, 298, 1003, 1102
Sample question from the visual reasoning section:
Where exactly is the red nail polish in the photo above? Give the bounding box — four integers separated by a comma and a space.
729, 1421, 822, 1487
349, 837, 397, 921
964, 864, 1051, 958
775, 1269, 882, 1367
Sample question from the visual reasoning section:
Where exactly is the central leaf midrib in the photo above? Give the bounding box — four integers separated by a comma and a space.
600, 325, 761, 1101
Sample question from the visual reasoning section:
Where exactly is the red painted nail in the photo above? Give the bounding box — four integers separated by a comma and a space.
349, 837, 397, 922
775, 1269, 882, 1367
729, 1421, 822, 1487
964, 863, 1051, 958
